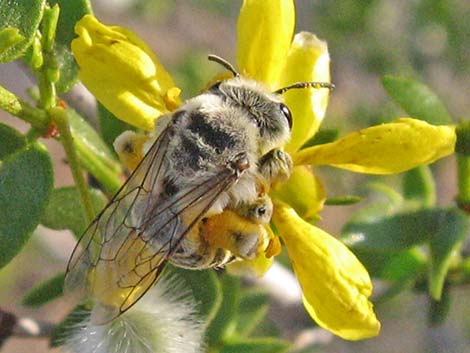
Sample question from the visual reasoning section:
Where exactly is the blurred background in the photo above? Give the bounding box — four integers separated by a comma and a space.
1, 0, 469, 352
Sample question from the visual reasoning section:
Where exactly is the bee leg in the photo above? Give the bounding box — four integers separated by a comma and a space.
234, 194, 273, 225
258, 149, 293, 184
202, 210, 264, 260
231, 229, 260, 259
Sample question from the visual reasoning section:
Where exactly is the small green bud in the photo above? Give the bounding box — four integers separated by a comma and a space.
0, 27, 25, 56
41, 5, 60, 52
25, 35, 44, 70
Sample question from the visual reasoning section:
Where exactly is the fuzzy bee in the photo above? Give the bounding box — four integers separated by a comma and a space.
64, 55, 333, 324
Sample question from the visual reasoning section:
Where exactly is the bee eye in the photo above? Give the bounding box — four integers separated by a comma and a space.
208, 81, 222, 93
280, 103, 292, 129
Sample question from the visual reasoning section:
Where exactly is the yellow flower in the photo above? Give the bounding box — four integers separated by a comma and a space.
273, 202, 380, 340
72, 14, 180, 131
71, 1, 456, 341
236, 0, 453, 340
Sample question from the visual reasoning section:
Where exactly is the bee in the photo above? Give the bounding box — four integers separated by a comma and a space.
64, 55, 334, 324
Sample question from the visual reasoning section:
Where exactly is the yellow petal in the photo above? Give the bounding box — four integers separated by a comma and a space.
237, 0, 295, 88
271, 166, 326, 219
272, 202, 380, 340
293, 118, 456, 174
280, 32, 331, 153
226, 250, 274, 278
72, 15, 180, 131
227, 226, 279, 276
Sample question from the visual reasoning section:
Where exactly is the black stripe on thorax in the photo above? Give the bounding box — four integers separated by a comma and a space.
186, 112, 236, 153
180, 134, 210, 170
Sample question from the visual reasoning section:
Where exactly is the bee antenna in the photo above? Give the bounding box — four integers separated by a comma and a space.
274, 81, 335, 94
208, 54, 240, 77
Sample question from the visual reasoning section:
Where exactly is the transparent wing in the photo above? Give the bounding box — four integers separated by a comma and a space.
64, 126, 242, 324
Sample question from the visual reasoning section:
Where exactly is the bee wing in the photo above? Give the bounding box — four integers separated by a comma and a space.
64, 125, 243, 324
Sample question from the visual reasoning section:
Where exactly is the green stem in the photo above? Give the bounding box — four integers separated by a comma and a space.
74, 139, 123, 194
458, 258, 470, 278
51, 108, 95, 222
0, 85, 49, 130
37, 5, 60, 110
37, 73, 56, 109
455, 120, 470, 212
25, 127, 41, 142
456, 154, 470, 209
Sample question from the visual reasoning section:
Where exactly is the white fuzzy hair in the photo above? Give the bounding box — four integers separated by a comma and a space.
62, 275, 204, 353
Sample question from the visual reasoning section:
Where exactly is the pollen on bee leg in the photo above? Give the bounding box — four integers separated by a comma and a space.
265, 234, 282, 258
201, 210, 265, 259
113, 130, 149, 171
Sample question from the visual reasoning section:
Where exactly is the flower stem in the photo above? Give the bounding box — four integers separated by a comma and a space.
0, 85, 49, 130
456, 154, 470, 211
51, 107, 95, 222
37, 5, 60, 110
25, 127, 41, 142
455, 121, 470, 212
74, 139, 123, 194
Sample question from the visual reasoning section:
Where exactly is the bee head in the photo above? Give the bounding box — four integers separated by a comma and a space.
207, 77, 291, 152
207, 55, 334, 152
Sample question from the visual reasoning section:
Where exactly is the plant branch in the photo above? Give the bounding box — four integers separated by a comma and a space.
0, 85, 48, 130
51, 107, 95, 222
455, 121, 470, 212
37, 5, 60, 110
456, 154, 470, 211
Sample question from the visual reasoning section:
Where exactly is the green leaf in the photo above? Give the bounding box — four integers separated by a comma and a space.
22, 272, 65, 307
341, 201, 396, 226
374, 248, 427, 302
381, 76, 453, 125
68, 109, 117, 168
168, 266, 222, 327
206, 274, 240, 346
0, 142, 53, 268
342, 207, 452, 253
403, 166, 436, 207
366, 182, 404, 205
50, 305, 90, 347
324, 195, 362, 206
47, 0, 92, 92
428, 208, 468, 300
0, 27, 25, 56
245, 316, 282, 340
0, 0, 45, 62
0, 123, 26, 159
67, 108, 122, 194
40, 186, 107, 237
380, 248, 427, 282
375, 274, 417, 304
98, 102, 135, 150
345, 249, 393, 277
235, 290, 269, 337
220, 338, 290, 353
